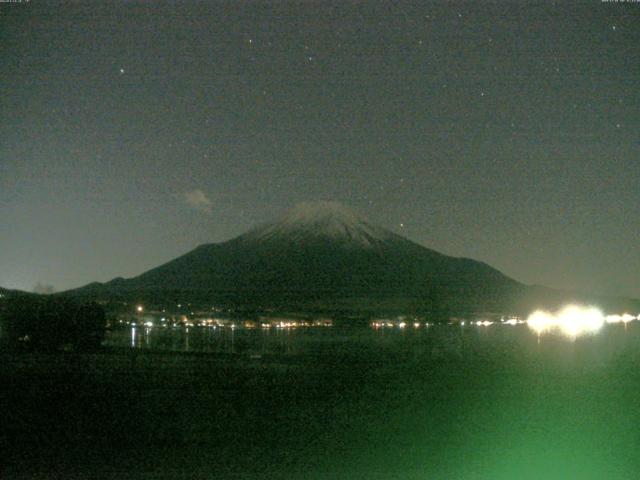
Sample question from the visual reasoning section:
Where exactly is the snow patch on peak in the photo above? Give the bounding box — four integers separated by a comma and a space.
245, 201, 394, 247
282, 201, 364, 225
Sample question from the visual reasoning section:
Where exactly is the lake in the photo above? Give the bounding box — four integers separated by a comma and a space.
3, 320, 640, 479
104, 319, 640, 363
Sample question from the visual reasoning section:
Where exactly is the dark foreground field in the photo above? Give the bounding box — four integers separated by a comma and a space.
2, 330, 640, 479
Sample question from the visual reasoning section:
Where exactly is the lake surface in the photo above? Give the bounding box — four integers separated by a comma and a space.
4, 321, 640, 479
104, 320, 640, 364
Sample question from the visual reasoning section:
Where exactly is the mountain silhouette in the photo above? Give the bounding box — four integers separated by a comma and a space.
64, 202, 640, 317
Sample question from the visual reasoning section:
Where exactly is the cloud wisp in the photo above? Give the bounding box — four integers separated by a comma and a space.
33, 282, 56, 294
182, 189, 213, 215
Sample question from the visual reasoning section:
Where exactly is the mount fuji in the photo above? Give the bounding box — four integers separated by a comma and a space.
64, 202, 639, 316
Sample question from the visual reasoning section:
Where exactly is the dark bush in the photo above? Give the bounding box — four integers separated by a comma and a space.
0, 295, 106, 351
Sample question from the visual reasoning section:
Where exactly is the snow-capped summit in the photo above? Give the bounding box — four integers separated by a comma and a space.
244, 201, 394, 247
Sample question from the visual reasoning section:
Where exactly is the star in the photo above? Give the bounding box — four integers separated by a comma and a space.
611, 25, 616, 31
119, 68, 125, 74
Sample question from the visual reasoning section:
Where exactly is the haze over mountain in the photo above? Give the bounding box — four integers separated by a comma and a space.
64, 202, 639, 317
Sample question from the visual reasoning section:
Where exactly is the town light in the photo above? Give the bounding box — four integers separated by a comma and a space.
527, 305, 604, 338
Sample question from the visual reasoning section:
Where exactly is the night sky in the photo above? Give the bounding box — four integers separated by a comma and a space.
1, 1, 638, 298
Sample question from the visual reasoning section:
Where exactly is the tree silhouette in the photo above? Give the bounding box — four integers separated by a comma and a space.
0, 295, 106, 351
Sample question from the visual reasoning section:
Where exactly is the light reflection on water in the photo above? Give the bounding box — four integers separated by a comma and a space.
105, 321, 640, 365
5, 314, 640, 479
111, 323, 329, 355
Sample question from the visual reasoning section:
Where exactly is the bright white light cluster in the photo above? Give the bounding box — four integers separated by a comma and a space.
605, 313, 638, 324
526, 305, 605, 338
475, 320, 494, 327
503, 318, 520, 326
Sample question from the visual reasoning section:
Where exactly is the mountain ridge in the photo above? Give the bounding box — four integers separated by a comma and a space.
61, 202, 640, 316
